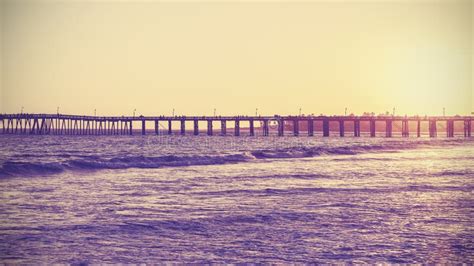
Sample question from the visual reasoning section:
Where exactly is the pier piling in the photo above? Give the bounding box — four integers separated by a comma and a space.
370, 120, 376, 137
402, 119, 409, 137
308, 119, 314, 136
386, 120, 392, 137
194, 120, 199, 136
221, 120, 226, 135
278, 119, 284, 136
180, 120, 185, 135
207, 120, 213, 136
249, 119, 254, 136
234, 120, 240, 136
293, 119, 299, 136
263, 120, 269, 136
339, 120, 345, 137
323, 119, 330, 137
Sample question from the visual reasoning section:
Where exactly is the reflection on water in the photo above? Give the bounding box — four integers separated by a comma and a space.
0, 136, 473, 263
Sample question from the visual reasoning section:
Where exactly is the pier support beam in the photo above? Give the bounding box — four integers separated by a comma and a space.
339, 120, 345, 137
31, 118, 39, 134
64, 119, 68, 135
464, 120, 471, 138
44, 119, 49, 135
278, 119, 284, 136
446, 120, 454, 138
446, 120, 450, 137
234, 120, 240, 136
142, 120, 146, 135
72, 119, 75, 135
263, 120, 269, 136
293, 119, 299, 136
429, 120, 437, 138
194, 120, 199, 136
40, 118, 46, 135
207, 120, 213, 136
129, 121, 133, 135
180, 120, 186, 135
155, 120, 159, 135
402, 119, 409, 137
386, 120, 392, 137
249, 119, 254, 136
308, 119, 314, 136
323, 119, 330, 137
417, 120, 421, 137
370, 120, 376, 137
86, 120, 90, 135
14, 118, 21, 134
7, 118, 13, 134
25, 119, 31, 135
114, 121, 118, 135
221, 120, 226, 135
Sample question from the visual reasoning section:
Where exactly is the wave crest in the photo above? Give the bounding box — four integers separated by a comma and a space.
0, 161, 65, 177
0, 153, 256, 177
0, 141, 449, 177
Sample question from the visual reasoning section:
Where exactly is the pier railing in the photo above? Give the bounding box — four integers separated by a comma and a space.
0, 113, 472, 137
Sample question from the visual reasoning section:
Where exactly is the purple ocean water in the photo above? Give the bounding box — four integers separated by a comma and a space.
0, 135, 473, 263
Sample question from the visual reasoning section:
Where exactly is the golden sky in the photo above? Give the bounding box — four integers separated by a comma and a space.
0, 0, 472, 116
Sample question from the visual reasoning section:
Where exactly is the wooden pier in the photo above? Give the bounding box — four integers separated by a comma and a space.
0, 114, 472, 137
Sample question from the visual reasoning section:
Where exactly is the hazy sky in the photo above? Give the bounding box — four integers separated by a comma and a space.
0, 0, 472, 116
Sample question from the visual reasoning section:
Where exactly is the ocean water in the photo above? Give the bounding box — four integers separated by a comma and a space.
0, 135, 473, 263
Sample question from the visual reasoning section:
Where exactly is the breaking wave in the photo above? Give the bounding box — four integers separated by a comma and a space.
250, 144, 393, 159
0, 161, 65, 177
0, 153, 255, 178
0, 140, 466, 177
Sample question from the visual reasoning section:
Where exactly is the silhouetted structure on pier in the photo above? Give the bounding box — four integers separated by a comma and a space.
0, 114, 472, 138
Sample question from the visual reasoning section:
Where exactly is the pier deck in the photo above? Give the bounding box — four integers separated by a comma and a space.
0, 114, 472, 137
